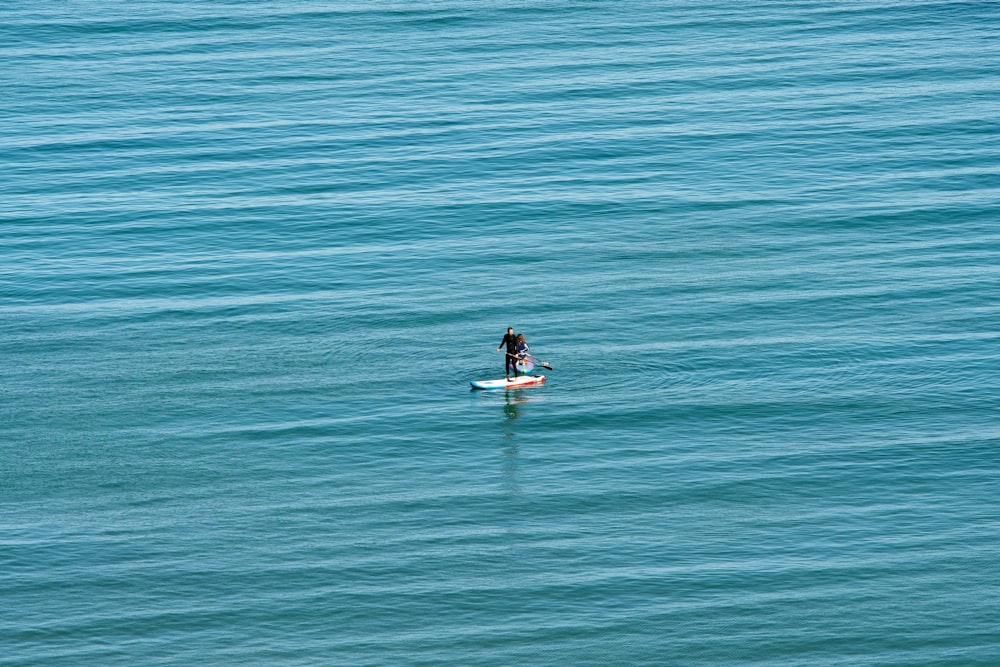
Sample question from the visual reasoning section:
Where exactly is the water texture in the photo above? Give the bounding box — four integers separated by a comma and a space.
3, 2, 1000, 665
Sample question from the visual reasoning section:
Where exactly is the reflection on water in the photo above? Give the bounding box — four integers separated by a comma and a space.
502, 440, 520, 495
502, 387, 540, 430
502, 389, 533, 494
503, 390, 523, 424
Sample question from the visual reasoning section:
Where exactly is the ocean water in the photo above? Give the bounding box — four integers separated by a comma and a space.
3, 1, 1000, 665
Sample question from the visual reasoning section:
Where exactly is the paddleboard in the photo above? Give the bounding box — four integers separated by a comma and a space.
470, 375, 546, 390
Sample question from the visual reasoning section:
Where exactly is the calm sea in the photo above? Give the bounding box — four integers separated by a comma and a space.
3, 2, 1000, 665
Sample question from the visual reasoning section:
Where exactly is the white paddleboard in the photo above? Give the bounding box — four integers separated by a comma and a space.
470, 375, 546, 390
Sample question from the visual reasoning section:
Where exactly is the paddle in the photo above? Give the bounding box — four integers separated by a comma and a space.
525, 355, 553, 371
498, 348, 553, 371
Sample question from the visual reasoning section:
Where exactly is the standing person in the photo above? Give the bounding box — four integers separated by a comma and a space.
515, 333, 530, 376
497, 327, 518, 381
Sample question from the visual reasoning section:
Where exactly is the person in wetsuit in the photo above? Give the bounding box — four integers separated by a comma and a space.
497, 327, 518, 380
515, 334, 530, 373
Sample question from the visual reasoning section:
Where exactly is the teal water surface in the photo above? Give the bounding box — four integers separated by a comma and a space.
3, 2, 1000, 665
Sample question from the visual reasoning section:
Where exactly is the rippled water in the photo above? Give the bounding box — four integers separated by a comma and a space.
3, 2, 1000, 665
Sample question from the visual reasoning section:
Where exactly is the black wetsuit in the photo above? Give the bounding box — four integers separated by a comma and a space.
499, 333, 518, 377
